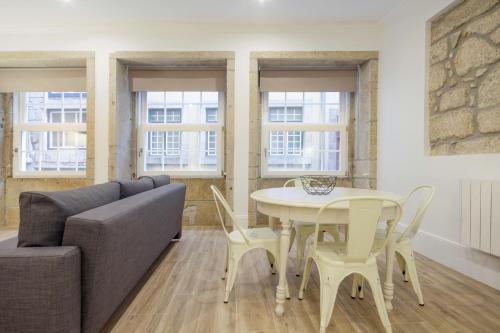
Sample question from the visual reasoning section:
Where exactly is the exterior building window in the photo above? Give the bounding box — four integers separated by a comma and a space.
261, 91, 348, 177
13, 92, 87, 177
138, 91, 224, 177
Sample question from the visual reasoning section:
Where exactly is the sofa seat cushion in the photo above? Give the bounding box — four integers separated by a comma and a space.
113, 178, 154, 199
17, 182, 120, 247
139, 175, 171, 188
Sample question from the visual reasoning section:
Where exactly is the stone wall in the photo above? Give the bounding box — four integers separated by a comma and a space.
429, 0, 500, 155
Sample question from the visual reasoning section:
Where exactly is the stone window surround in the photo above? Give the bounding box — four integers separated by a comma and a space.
0, 51, 96, 227
108, 51, 235, 226
248, 51, 379, 226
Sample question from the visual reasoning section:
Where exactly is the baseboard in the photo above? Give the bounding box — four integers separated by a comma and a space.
396, 224, 500, 291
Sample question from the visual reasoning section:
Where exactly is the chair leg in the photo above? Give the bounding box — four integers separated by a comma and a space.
222, 243, 229, 280
365, 269, 392, 333
266, 250, 276, 274
396, 252, 408, 282
298, 256, 314, 299
319, 272, 341, 333
289, 224, 297, 252
224, 253, 240, 303
402, 248, 424, 305
295, 229, 305, 276
351, 274, 365, 299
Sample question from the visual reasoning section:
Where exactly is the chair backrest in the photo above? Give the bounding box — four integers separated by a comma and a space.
312, 196, 402, 262
399, 185, 435, 241
283, 178, 302, 188
210, 185, 249, 244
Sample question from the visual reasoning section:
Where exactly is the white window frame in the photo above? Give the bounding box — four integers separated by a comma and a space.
261, 92, 349, 178
137, 91, 225, 178
13, 92, 87, 178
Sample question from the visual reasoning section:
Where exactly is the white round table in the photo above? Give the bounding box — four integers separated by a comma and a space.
250, 186, 403, 316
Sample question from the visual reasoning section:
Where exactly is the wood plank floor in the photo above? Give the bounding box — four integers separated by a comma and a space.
100, 228, 498, 332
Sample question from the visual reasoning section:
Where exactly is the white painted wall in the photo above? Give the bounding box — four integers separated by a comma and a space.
0, 23, 382, 223
379, 0, 500, 290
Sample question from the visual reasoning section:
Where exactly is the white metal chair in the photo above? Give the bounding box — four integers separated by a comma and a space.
298, 196, 402, 333
352, 185, 435, 305
211, 185, 289, 303
284, 178, 341, 276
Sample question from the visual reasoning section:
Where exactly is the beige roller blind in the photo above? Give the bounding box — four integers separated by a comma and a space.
0, 68, 86, 92
129, 69, 226, 92
259, 69, 357, 92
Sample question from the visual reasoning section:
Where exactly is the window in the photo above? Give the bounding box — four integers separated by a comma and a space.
138, 91, 224, 177
262, 92, 348, 177
13, 92, 87, 177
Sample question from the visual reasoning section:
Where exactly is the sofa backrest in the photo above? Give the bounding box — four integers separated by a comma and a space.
18, 182, 121, 247
62, 183, 186, 333
139, 175, 171, 188
112, 177, 155, 199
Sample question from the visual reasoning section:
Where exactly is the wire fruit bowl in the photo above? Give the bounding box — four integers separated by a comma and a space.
299, 175, 337, 195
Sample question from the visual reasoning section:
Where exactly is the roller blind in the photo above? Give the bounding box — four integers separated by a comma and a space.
259, 69, 357, 92
129, 69, 226, 92
0, 68, 86, 92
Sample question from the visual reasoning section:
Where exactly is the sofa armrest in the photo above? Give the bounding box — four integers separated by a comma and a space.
0, 246, 81, 333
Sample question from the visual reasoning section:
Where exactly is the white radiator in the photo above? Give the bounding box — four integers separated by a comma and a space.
461, 180, 500, 256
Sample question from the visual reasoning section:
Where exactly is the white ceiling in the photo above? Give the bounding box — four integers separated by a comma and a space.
0, 0, 403, 27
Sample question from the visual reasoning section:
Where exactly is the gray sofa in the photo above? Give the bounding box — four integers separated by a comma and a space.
0, 175, 186, 333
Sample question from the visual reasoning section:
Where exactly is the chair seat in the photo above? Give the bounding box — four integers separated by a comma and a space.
229, 227, 278, 243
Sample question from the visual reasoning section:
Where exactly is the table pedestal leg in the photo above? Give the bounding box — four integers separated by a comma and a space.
384, 220, 396, 311
275, 217, 291, 316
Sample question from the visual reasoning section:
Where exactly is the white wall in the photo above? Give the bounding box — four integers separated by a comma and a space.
0, 22, 382, 223
379, 0, 500, 290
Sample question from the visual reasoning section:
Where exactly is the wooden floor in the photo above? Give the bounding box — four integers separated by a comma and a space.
93, 228, 499, 332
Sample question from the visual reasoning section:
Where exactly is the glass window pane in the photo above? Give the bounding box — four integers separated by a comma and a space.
144, 131, 217, 172
206, 108, 218, 123
148, 108, 165, 123
285, 92, 303, 105
147, 92, 164, 107
267, 131, 341, 172
268, 92, 285, 105
164, 91, 182, 104
183, 92, 200, 104
202, 92, 218, 104
25, 92, 87, 124
166, 108, 182, 123
20, 131, 86, 172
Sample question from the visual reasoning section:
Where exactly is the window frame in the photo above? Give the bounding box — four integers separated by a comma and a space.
12, 92, 87, 178
137, 91, 225, 178
260, 92, 349, 178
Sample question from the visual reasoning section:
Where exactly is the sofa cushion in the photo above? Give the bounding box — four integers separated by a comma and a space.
17, 182, 120, 247
113, 178, 154, 199
140, 175, 171, 188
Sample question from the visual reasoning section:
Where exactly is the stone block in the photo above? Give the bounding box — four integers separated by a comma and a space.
478, 65, 500, 108
429, 63, 447, 91
430, 143, 451, 155
439, 86, 468, 111
431, 0, 497, 42
430, 38, 449, 64
491, 27, 500, 44
464, 7, 500, 35
429, 110, 474, 142
454, 37, 500, 76
455, 135, 500, 154
478, 109, 500, 133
